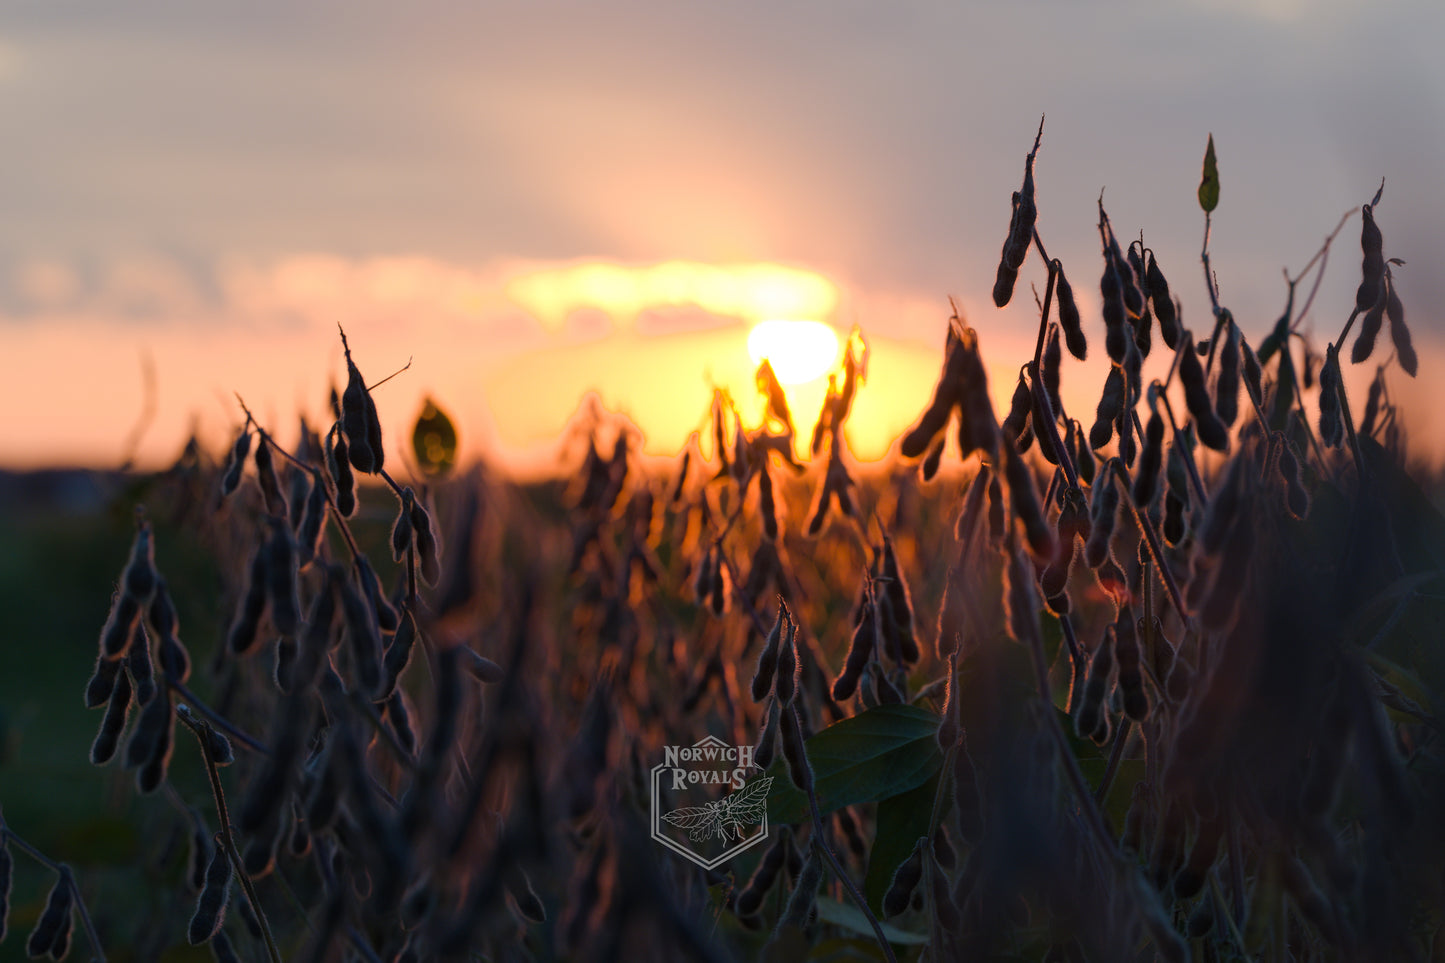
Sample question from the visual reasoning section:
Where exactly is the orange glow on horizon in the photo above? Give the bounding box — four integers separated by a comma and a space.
2, 250, 1440, 476
481, 326, 961, 469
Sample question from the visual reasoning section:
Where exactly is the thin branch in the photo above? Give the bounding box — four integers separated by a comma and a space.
1201, 212, 1221, 317
1329, 342, 1367, 475
1026, 619, 1128, 858
1226, 813, 1248, 934
787, 707, 898, 963
1094, 720, 1132, 804
1334, 307, 1363, 363
1031, 227, 1051, 266
1058, 614, 1085, 675
1032, 260, 1056, 372
377, 467, 407, 501
1160, 329, 1186, 392
167, 678, 268, 754
1109, 460, 1193, 630
349, 688, 418, 772
1285, 335, 1330, 468
1209, 870, 1252, 960
1024, 263, 1082, 493
176, 705, 284, 963
0, 813, 108, 963
1290, 207, 1355, 331
234, 393, 364, 562
1154, 393, 1209, 508
166, 675, 405, 813
366, 356, 413, 392
1289, 206, 1356, 290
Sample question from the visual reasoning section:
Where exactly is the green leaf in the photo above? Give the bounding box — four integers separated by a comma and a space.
1198, 134, 1220, 213
813, 896, 930, 946
863, 775, 937, 915
766, 704, 943, 825
412, 395, 458, 476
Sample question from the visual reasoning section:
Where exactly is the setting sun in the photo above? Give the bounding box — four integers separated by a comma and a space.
746, 319, 841, 385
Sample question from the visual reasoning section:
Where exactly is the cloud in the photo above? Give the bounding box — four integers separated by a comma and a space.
504, 260, 838, 332
12, 258, 81, 310
0, 250, 860, 470
214, 255, 524, 333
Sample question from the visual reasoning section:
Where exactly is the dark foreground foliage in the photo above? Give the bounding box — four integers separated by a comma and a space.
3, 126, 1444, 963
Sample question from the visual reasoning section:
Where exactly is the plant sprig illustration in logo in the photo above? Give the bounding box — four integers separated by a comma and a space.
661, 776, 772, 842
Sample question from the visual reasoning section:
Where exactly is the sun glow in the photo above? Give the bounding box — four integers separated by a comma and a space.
505, 260, 838, 331
746, 319, 841, 385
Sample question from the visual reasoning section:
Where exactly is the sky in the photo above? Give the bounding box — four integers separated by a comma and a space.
1, 0, 1443, 474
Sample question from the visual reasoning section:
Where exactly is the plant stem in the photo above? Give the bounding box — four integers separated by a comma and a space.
1025, 262, 1081, 493
167, 679, 268, 754
1016, 584, 1126, 856
1030, 393, 1078, 494
1032, 261, 1056, 373
176, 706, 284, 963
0, 813, 108, 963
1031, 226, 1050, 265
1289, 206, 1356, 331
349, 687, 418, 771
366, 356, 413, 392
234, 393, 365, 563
1226, 812, 1247, 930
1210, 871, 1252, 960
168, 633, 412, 814
788, 708, 898, 963
1322, 334, 1368, 475
1094, 720, 1131, 804
1334, 307, 1362, 360
1201, 212, 1221, 316
1155, 393, 1209, 507
1058, 613, 1084, 673
1109, 460, 1192, 630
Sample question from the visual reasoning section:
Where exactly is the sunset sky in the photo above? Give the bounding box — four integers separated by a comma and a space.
1, 1, 1442, 474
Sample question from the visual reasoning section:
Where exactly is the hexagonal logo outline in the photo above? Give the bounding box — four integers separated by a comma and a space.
651, 734, 771, 870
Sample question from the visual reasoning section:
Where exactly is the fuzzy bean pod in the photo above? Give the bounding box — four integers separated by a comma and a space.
89, 670, 133, 765
25, 866, 74, 958
1132, 410, 1165, 509
221, 427, 252, 497
1055, 264, 1087, 360
1146, 252, 1180, 350
1114, 608, 1149, 722
1089, 366, 1125, 451
1178, 333, 1229, 451
187, 842, 234, 944
254, 439, 286, 517
882, 838, 926, 919
1386, 277, 1417, 376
